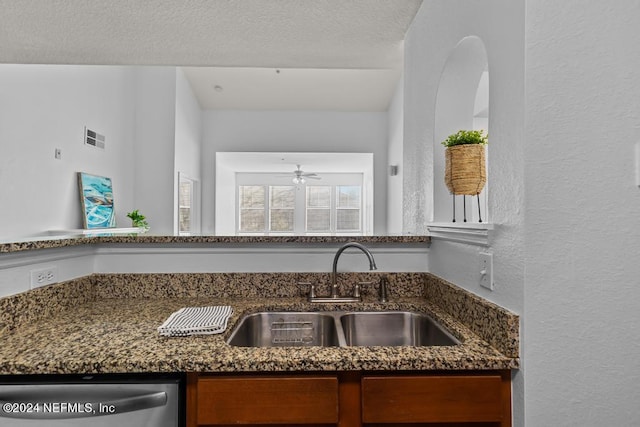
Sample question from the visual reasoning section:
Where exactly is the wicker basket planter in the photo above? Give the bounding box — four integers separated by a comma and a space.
444, 144, 486, 195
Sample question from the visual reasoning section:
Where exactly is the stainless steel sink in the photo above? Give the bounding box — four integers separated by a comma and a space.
339, 311, 460, 347
227, 310, 461, 348
226, 312, 340, 347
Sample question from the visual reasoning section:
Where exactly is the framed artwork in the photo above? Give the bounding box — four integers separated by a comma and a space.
77, 172, 116, 229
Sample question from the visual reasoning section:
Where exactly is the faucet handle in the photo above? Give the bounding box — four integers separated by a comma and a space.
352, 282, 362, 298
297, 282, 316, 300
378, 276, 389, 303
356, 278, 389, 302
354, 281, 374, 299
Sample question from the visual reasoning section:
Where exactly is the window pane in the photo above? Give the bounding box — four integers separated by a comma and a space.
179, 182, 191, 207
240, 186, 265, 208
239, 186, 266, 233
179, 178, 193, 233
240, 209, 265, 232
337, 186, 361, 208
270, 186, 295, 208
269, 186, 294, 232
307, 186, 331, 208
307, 209, 331, 231
337, 209, 360, 231
270, 209, 294, 231
306, 186, 331, 232
179, 207, 191, 232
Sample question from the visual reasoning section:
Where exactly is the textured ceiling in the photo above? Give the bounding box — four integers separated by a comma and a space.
0, 0, 422, 68
0, 0, 422, 110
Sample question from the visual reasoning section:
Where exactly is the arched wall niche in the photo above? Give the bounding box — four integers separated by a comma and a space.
433, 36, 489, 223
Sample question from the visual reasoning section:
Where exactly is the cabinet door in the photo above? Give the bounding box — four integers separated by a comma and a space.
197, 375, 339, 425
362, 374, 505, 424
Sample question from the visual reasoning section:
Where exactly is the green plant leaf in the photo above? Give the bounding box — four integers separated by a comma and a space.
126, 209, 148, 229
441, 129, 488, 147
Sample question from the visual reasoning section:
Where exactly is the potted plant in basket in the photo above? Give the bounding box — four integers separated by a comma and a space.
441, 130, 488, 196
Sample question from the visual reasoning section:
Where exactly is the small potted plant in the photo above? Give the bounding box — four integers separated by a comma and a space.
442, 130, 488, 195
126, 209, 149, 233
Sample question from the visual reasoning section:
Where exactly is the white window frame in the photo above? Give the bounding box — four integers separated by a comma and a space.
215, 152, 374, 235
304, 182, 363, 235
236, 173, 364, 236
177, 172, 199, 236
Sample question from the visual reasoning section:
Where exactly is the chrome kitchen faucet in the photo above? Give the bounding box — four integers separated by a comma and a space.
331, 242, 377, 297
306, 242, 378, 303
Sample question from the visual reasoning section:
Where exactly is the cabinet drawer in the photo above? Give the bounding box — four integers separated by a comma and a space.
197, 375, 339, 425
362, 375, 504, 424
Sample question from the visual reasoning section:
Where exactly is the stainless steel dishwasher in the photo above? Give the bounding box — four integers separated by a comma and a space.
0, 373, 183, 426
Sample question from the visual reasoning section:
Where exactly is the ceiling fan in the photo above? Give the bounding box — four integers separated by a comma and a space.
280, 164, 322, 184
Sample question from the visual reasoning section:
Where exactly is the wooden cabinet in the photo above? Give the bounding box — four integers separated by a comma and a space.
190, 373, 339, 426
187, 371, 511, 427
361, 373, 510, 426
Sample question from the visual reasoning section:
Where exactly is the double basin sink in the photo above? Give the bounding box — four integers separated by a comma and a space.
227, 311, 461, 347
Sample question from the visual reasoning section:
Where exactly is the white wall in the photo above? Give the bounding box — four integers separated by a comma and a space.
404, 0, 525, 313
133, 67, 178, 235
0, 65, 204, 239
0, 65, 136, 239
403, 0, 525, 425
0, 243, 428, 297
174, 68, 203, 233
524, 1, 640, 425
405, 1, 640, 426
93, 244, 428, 275
201, 110, 388, 234
386, 76, 404, 234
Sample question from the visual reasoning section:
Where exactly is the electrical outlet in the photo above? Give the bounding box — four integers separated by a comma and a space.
479, 252, 494, 290
30, 266, 58, 289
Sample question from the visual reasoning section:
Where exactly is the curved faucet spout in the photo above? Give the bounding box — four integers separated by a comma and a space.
331, 242, 377, 297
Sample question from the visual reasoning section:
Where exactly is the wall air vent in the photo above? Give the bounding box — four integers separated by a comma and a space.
84, 127, 105, 149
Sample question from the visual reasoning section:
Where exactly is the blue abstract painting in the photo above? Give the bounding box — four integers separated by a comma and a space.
77, 172, 116, 229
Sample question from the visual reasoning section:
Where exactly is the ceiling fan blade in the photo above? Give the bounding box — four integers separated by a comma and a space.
270, 165, 321, 181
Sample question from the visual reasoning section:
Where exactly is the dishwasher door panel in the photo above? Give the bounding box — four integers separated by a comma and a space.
0, 382, 179, 427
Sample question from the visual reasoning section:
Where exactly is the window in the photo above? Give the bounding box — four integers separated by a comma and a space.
237, 174, 363, 235
178, 173, 198, 236
238, 185, 265, 233
216, 152, 374, 235
336, 185, 361, 232
269, 186, 295, 232
305, 185, 362, 234
306, 186, 331, 232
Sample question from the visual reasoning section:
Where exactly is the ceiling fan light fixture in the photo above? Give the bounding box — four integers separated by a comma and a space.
292, 176, 306, 184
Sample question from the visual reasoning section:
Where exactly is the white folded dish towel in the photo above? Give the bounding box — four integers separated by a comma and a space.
158, 306, 233, 337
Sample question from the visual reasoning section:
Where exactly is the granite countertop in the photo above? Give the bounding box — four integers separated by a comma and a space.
0, 234, 430, 254
0, 300, 516, 374
0, 272, 519, 375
